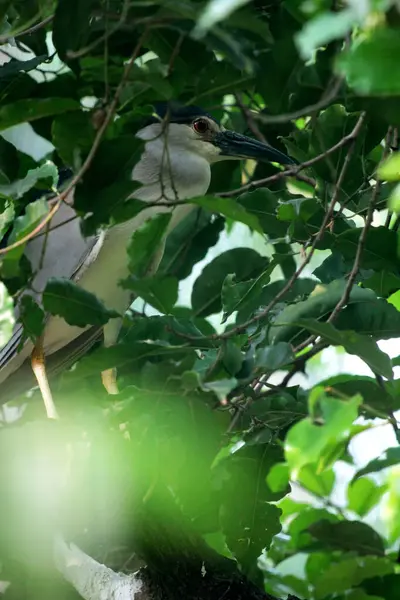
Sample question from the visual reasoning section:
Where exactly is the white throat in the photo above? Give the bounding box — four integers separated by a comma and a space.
131, 123, 212, 203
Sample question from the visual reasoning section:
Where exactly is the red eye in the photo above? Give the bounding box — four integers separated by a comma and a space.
193, 118, 209, 134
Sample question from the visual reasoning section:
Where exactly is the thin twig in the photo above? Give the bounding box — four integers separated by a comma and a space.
234, 93, 267, 143
251, 76, 344, 125
0, 14, 54, 44
328, 186, 381, 322
255, 343, 327, 398
0, 198, 62, 255
167, 32, 184, 76
295, 126, 393, 353
168, 115, 366, 347
0, 30, 148, 256
214, 113, 366, 341
218, 115, 364, 198
66, 0, 130, 59
172, 114, 365, 345
227, 397, 251, 433
228, 342, 326, 431
327, 127, 392, 323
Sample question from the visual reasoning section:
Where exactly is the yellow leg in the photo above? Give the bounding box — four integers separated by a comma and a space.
101, 367, 119, 395
31, 336, 59, 420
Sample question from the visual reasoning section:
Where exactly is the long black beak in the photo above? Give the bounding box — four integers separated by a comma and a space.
214, 130, 297, 165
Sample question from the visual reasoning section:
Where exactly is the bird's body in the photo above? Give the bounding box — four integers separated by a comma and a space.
0, 103, 295, 407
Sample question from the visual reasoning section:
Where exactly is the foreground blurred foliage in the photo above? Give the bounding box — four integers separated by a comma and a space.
0, 0, 400, 599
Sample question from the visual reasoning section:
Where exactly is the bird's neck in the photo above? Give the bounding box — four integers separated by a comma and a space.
132, 131, 211, 203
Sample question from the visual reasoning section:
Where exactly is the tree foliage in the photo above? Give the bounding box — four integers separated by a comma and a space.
0, 1, 400, 599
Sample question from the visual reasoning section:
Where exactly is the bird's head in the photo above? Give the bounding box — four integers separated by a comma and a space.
143, 102, 296, 167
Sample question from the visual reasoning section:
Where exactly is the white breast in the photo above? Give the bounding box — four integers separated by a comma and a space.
132, 123, 212, 202
25, 124, 212, 355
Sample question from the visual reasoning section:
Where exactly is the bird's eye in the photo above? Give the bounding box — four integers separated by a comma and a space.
193, 119, 209, 134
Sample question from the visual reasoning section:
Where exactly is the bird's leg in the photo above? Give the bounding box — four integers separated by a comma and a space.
100, 239, 168, 396
31, 334, 59, 420
101, 319, 120, 395
101, 368, 119, 395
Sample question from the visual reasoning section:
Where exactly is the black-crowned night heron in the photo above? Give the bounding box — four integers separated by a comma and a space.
0, 103, 295, 417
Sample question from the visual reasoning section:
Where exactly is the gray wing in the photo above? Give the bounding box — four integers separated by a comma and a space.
0, 198, 99, 373
0, 326, 103, 407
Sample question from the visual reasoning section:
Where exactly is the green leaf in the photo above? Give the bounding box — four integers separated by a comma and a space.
276, 197, 318, 223
162, 315, 215, 347
191, 248, 266, 317
238, 188, 289, 239
388, 288, 400, 312
221, 264, 275, 322
0, 98, 79, 131
190, 195, 263, 233
362, 574, 400, 600
345, 589, 385, 600
298, 464, 336, 497
53, 0, 97, 62
0, 195, 14, 242
348, 478, 387, 518
80, 182, 143, 235
127, 213, 172, 278
18, 295, 45, 342
122, 276, 178, 314
294, 319, 393, 379
194, 0, 252, 37
0, 281, 14, 347
255, 342, 294, 372
247, 392, 306, 432
316, 374, 394, 411
217, 444, 285, 577
268, 280, 376, 346
313, 556, 394, 599
237, 278, 317, 324
288, 508, 339, 551
378, 153, 400, 182
221, 340, 244, 375
335, 227, 400, 273
0, 162, 58, 200
296, 9, 360, 61
73, 130, 144, 229
337, 28, 400, 96
225, 9, 273, 43
388, 183, 400, 214
285, 393, 362, 474
335, 297, 400, 340
363, 271, 400, 298
0, 55, 48, 78
354, 447, 400, 480
309, 520, 385, 557
305, 553, 335, 586
2, 198, 48, 278
63, 342, 194, 382
52, 111, 96, 166
382, 466, 400, 545
266, 462, 289, 493
202, 378, 238, 402
160, 211, 224, 280
42, 278, 120, 328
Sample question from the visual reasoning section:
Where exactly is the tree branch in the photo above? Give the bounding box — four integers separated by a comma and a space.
250, 76, 344, 125
218, 113, 365, 198
66, 0, 131, 59
328, 127, 393, 323
234, 93, 267, 143
54, 535, 145, 600
214, 113, 366, 341
0, 14, 54, 44
0, 30, 149, 256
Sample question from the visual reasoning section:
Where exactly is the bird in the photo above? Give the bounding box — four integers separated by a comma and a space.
0, 102, 296, 417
